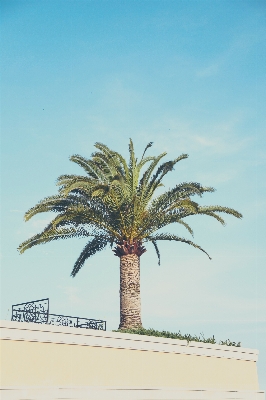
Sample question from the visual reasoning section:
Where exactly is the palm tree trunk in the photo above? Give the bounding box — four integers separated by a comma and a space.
119, 253, 142, 329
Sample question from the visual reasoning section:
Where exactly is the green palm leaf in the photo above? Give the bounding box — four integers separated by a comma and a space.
71, 236, 109, 277
19, 139, 242, 275
146, 233, 212, 260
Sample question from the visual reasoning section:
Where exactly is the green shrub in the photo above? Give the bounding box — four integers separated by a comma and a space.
113, 327, 241, 347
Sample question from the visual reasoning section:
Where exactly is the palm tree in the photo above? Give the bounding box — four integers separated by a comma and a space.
18, 140, 242, 329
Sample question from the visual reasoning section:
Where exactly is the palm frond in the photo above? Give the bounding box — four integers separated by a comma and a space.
151, 240, 161, 265
198, 206, 242, 219
176, 220, 194, 236
150, 154, 188, 188
18, 225, 90, 254
71, 236, 108, 277
24, 195, 72, 221
146, 233, 212, 260
70, 155, 99, 179
198, 211, 226, 225
150, 182, 215, 212
141, 141, 153, 160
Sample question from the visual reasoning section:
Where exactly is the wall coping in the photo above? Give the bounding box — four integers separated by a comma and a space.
0, 320, 259, 362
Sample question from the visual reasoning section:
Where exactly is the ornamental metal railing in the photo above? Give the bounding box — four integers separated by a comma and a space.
11, 298, 106, 331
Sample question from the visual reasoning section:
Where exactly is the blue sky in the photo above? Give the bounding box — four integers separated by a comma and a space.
1, 0, 266, 389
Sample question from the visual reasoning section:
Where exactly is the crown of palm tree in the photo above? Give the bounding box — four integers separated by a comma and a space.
18, 139, 242, 276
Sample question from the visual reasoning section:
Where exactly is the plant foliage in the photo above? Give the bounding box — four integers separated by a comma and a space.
18, 140, 242, 275
113, 327, 241, 347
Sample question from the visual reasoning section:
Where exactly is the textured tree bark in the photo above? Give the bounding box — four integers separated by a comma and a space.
119, 253, 142, 330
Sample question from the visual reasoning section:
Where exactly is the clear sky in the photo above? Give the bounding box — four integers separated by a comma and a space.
1, 0, 266, 389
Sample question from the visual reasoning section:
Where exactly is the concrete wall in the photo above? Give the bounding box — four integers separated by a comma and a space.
0, 320, 264, 400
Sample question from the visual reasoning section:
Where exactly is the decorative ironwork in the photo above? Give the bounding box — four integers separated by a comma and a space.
11, 298, 106, 331
11, 298, 49, 324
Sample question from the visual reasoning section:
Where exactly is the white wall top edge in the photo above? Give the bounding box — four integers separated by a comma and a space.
0, 320, 258, 362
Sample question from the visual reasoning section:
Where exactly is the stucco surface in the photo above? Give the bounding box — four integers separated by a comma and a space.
0, 321, 260, 390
